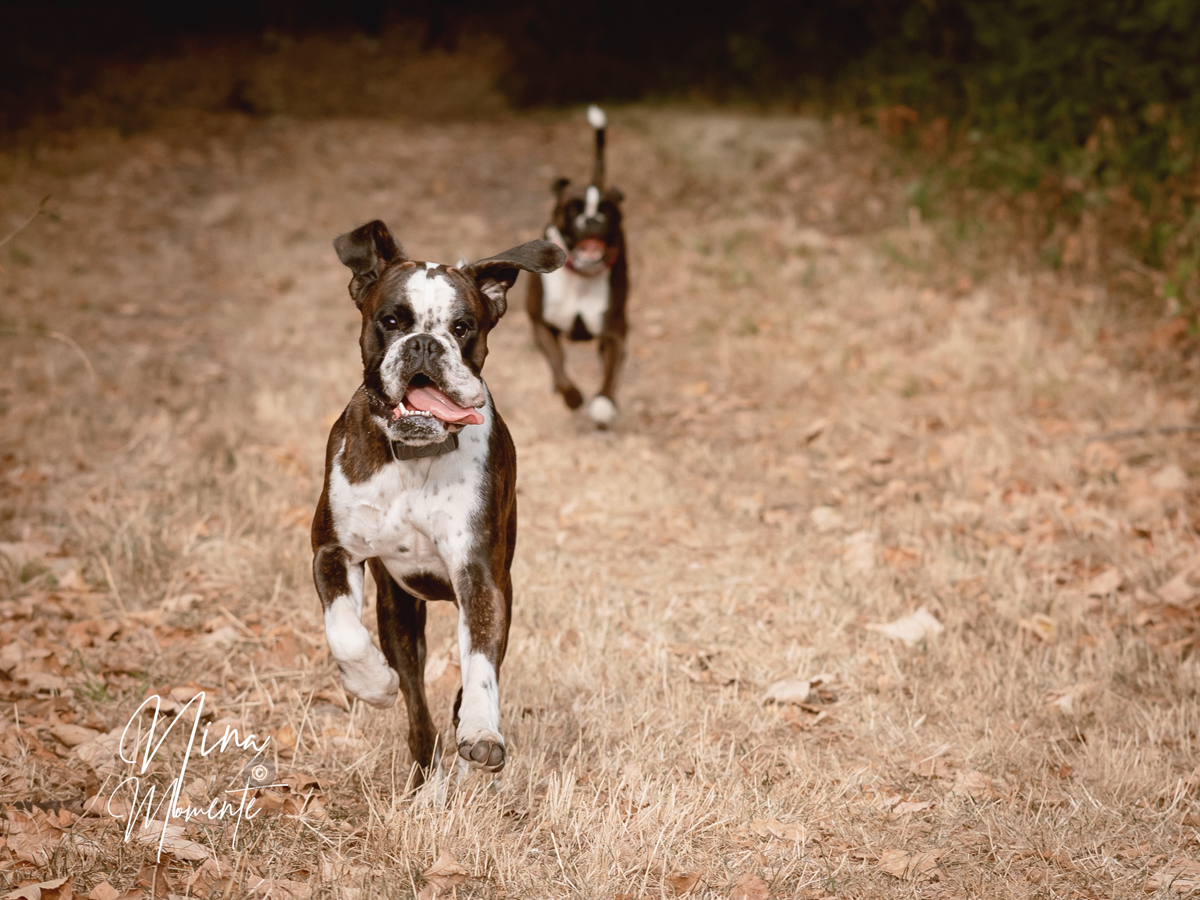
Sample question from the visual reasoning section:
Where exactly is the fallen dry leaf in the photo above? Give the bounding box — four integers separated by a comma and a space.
1017, 613, 1058, 644
728, 873, 769, 900
748, 818, 806, 842
1151, 463, 1189, 492
1085, 567, 1124, 598
1043, 681, 1101, 715
867, 608, 943, 647
876, 848, 944, 880
809, 506, 843, 533
842, 531, 876, 573
1145, 857, 1200, 892
951, 770, 1007, 801
86, 885, 120, 900
135, 857, 175, 900
7, 831, 63, 867
3, 877, 72, 900
666, 873, 701, 896
1158, 556, 1200, 607
50, 723, 102, 747
134, 821, 212, 861
247, 879, 312, 900
910, 754, 955, 778
416, 850, 469, 899
883, 545, 921, 570
761, 673, 834, 707
75, 728, 125, 779
187, 858, 236, 895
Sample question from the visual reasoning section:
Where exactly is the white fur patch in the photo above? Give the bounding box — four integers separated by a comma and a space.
539, 267, 610, 336
324, 595, 399, 708
584, 185, 600, 219
587, 395, 617, 426
327, 394, 492, 589
456, 610, 502, 751
587, 105, 607, 129
540, 229, 611, 336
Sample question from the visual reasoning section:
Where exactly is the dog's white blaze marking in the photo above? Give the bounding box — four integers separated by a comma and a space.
405, 268, 457, 332
324, 594, 398, 708
587, 104, 607, 129
327, 394, 492, 588
539, 231, 611, 336
377, 268, 486, 408
456, 614, 501, 744
587, 395, 617, 426
584, 185, 600, 218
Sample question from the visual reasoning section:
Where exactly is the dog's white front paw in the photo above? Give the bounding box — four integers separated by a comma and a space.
338, 644, 399, 708
587, 395, 617, 427
456, 724, 506, 771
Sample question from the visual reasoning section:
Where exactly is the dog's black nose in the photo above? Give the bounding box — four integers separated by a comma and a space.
405, 334, 443, 362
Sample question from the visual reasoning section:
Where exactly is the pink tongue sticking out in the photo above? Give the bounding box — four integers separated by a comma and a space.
404, 384, 484, 425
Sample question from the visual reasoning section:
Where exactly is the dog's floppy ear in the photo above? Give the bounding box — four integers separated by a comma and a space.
606, 186, 624, 204
551, 177, 570, 201
333, 220, 406, 308
465, 240, 566, 321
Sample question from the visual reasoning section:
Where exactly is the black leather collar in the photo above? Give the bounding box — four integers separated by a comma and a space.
390, 433, 459, 460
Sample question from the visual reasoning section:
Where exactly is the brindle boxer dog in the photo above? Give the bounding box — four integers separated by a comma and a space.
311, 220, 565, 782
527, 105, 628, 428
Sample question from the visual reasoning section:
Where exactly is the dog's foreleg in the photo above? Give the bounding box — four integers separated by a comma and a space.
451, 574, 510, 772
313, 545, 399, 709
588, 329, 625, 427
531, 319, 584, 410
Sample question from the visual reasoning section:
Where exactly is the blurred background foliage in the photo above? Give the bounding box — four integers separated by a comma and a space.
2, 0, 1199, 316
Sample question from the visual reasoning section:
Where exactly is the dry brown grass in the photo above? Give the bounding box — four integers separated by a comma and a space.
3, 36, 1200, 900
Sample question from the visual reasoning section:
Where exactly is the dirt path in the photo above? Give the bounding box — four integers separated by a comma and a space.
3, 96, 1200, 898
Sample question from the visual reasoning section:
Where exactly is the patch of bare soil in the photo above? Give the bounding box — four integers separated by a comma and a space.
3, 40, 1200, 900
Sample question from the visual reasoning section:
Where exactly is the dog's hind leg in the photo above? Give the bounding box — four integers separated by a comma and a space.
370, 559, 438, 787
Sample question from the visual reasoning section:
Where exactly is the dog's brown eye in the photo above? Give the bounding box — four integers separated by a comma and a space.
453, 321, 471, 338
380, 315, 399, 331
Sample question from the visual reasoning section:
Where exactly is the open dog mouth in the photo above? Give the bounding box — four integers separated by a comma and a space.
569, 238, 608, 271
393, 373, 484, 426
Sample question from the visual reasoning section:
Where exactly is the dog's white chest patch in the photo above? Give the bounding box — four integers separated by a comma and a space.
540, 266, 610, 336
540, 229, 610, 336
328, 402, 492, 588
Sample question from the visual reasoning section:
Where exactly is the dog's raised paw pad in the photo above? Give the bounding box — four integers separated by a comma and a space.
459, 739, 505, 771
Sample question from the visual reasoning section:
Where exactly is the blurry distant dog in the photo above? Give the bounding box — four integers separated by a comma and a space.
527, 105, 628, 427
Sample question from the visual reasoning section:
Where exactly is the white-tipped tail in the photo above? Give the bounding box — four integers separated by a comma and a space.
587, 105, 607, 129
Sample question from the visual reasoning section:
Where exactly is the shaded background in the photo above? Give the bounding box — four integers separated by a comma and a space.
5, 0, 1200, 168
